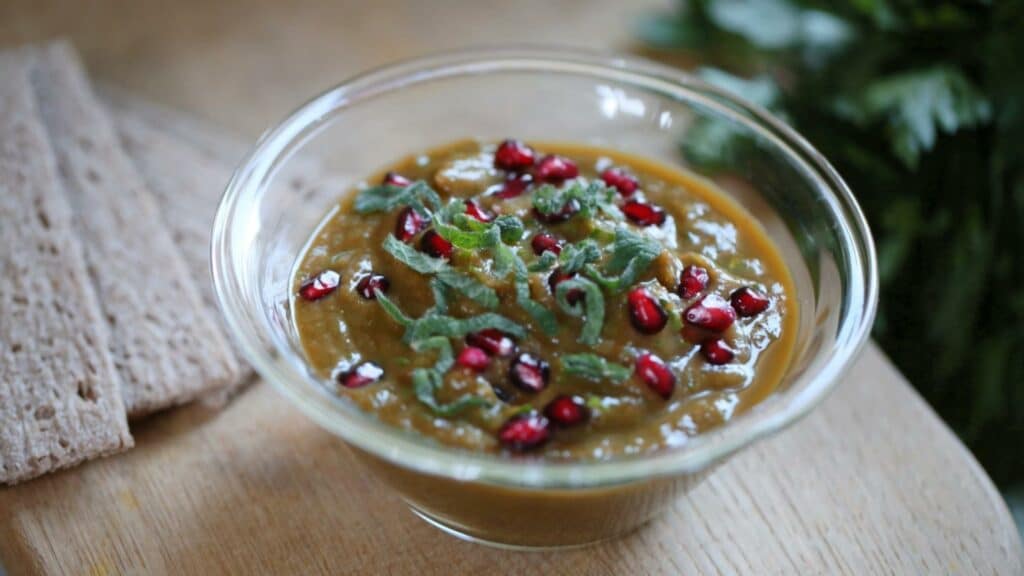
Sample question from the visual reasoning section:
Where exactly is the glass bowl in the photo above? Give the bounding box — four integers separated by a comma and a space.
211, 47, 877, 549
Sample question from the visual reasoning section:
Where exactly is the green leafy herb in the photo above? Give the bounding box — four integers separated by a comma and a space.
354, 180, 441, 215
429, 277, 450, 315
584, 228, 662, 292
559, 240, 602, 274
527, 251, 558, 273
562, 353, 631, 384
411, 368, 489, 416
512, 254, 558, 335
374, 289, 414, 327
532, 181, 620, 220
383, 234, 447, 274
435, 268, 499, 309
554, 277, 605, 345
494, 215, 526, 244
404, 312, 526, 343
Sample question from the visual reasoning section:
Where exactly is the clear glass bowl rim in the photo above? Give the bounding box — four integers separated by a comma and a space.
211, 46, 879, 489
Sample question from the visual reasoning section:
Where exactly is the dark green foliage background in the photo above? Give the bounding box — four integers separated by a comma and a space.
638, 0, 1024, 486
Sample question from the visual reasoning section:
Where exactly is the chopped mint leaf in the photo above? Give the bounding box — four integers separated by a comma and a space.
554, 277, 605, 345
436, 268, 499, 309
585, 228, 663, 292
559, 239, 602, 274
374, 289, 414, 327
494, 215, 526, 244
411, 336, 454, 373
527, 251, 558, 273
429, 277, 450, 315
411, 367, 489, 416
562, 354, 631, 384
354, 180, 441, 214
492, 243, 516, 278
404, 312, 526, 343
533, 181, 620, 220
512, 255, 558, 335
383, 234, 447, 274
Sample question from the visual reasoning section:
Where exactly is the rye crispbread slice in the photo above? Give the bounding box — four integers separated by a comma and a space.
110, 108, 256, 395
26, 41, 242, 417
0, 53, 133, 485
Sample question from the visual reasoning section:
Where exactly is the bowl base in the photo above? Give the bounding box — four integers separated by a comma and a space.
407, 505, 632, 551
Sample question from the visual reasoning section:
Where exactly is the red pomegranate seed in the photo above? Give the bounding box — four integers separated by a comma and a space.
509, 353, 550, 393
731, 286, 770, 317
382, 171, 412, 187
635, 353, 676, 399
534, 154, 579, 182
463, 199, 493, 222
547, 268, 584, 305
337, 361, 384, 389
395, 207, 427, 242
533, 199, 581, 224
678, 265, 710, 299
298, 270, 341, 301
623, 200, 667, 227
494, 139, 536, 171
627, 286, 668, 335
355, 273, 389, 300
498, 412, 550, 452
543, 395, 589, 427
456, 346, 491, 372
420, 230, 453, 259
531, 232, 563, 256
601, 167, 638, 196
683, 294, 736, 332
466, 329, 517, 357
701, 338, 735, 365
493, 173, 532, 198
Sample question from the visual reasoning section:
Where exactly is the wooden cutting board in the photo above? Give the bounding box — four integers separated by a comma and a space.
0, 0, 1021, 570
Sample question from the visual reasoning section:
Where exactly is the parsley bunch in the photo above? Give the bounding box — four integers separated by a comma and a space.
639, 0, 1024, 487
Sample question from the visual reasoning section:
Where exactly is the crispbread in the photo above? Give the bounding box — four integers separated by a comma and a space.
0, 53, 133, 485
27, 42, 242, 417
111, 110, 255, 393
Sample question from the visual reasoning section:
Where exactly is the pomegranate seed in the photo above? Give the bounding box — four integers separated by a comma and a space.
382, 171, 412, 187
337, 361, 384, 389
456, 346, 491, 372
534, 155, 579, 182
494, 139, 536, 171
493, 173, 532, 199
298, 270, 341, 301
731, 286, 770, 317
395, 207, 427, 242
466, 329, 517, 357
627, 286, 668, 334
678, 265, 710, 299
531, 232, 563, 256
533, 199, 581, 224
623, 200, 667, 227
635, 353, 675, 399
701, 338, 735, 365
463, 199, 493, 222
547, 268, 584, 305
498, 412, 550, 452
683, 294, 736, 332
601, 167, 638, 196
420, 230, 453, 259
543, 395, 589, 427
509, 353, 550, 393
355, 273, 389, 300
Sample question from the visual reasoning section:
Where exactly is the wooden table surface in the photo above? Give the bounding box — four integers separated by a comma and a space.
1, 1, 1021, 574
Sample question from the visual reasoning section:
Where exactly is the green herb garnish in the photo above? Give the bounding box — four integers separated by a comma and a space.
532, 181, 620, 220
382, 234, 447, 274
559, 239, 602, 274
554, 277, 605, 346
374, 289, 414, 327
355, 180, 441, 215
404, 312, 526, 343
562, 353, 631, 383
584, 228, 662, 292
512, 254, 558, 335
435, 268, 499, 309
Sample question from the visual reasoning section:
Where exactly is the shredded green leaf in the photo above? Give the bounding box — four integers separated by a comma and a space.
404, 312, 526, 343
435, 268, 499, 309
429, 277, 450, 315
562, 353, 631, 383
512, 255, 558, 335
527, 251, 558, 273
554, 277, 605, 345
584, 228, 663, 292
532, 181, 620, 220
559, 239, 602, 274
411, 367, 489, 416
354, 180, 441, 215
374, 289, 414, 327
383, 234, 447, 274
494, 215, 526, 244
